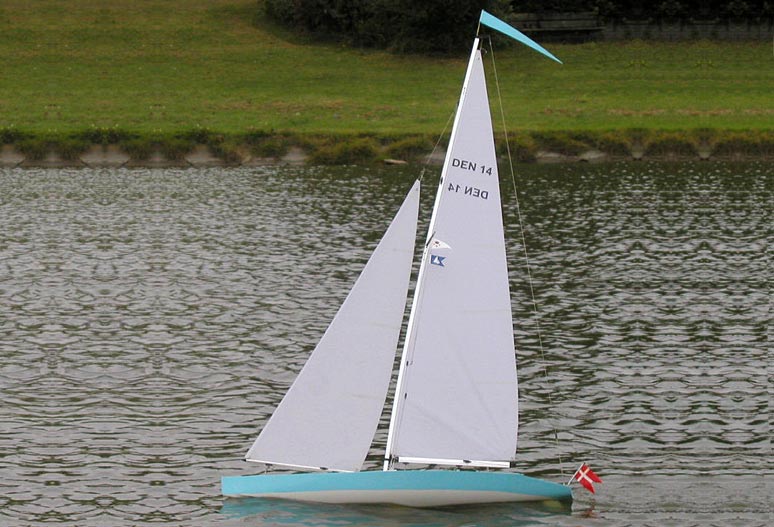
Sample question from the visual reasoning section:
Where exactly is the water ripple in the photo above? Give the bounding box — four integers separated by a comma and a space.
0, 163, 769, 526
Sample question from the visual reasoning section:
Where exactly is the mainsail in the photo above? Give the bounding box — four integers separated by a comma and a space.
385, 40, 518, 468
247, 181, 420, 472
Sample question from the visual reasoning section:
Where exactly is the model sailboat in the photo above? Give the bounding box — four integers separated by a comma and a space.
222, 11, 570, 507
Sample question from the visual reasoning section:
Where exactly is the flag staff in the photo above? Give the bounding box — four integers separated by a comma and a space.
567, 463, 585, 486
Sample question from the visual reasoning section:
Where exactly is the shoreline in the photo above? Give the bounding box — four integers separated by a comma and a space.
1, 129, 772, 168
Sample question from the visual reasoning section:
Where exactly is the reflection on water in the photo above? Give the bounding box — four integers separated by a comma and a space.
0, 163, 769, 526
220, 496, 572, 526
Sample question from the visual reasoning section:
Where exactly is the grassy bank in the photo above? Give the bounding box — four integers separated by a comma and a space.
2, 128, 772, 166
0, 0, 772, 159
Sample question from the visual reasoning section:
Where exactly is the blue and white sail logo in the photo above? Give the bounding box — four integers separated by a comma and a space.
430, 254, 446, 267
428, 238, 451, 267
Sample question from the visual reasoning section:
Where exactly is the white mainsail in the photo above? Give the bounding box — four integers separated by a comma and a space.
385, 40, 518, 468
247, 181, 420, 473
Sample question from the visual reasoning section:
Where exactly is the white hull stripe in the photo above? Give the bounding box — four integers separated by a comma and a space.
248, 489, 547, 507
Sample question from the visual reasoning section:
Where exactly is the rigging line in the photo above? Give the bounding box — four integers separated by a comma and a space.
419, 108, 456, 183
486, 36, 566, 478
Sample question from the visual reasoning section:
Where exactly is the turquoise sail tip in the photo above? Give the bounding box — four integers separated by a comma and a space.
479, 10, 563, 64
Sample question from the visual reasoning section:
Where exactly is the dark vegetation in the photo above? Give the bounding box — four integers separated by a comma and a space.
263, 0, 509, 53
509, 1, 773, 22
262, 0, 773, 52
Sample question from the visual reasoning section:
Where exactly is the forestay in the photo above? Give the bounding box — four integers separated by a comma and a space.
386, 41, 518, 468
247, 181, 420, 473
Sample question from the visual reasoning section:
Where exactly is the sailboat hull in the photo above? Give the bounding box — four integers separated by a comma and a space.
221, 470, 571, 507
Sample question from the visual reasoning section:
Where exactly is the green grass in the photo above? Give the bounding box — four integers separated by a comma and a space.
0, 0, 771, 137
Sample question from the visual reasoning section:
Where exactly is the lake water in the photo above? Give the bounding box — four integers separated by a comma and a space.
0, 163, 769, 526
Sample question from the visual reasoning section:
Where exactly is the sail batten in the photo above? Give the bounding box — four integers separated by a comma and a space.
247, 181, 420, 473
245, 459, 354, 473
385, 39, 519, 467
397, 457, 511, 469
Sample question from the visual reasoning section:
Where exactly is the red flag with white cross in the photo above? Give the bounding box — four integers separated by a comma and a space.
572, 463, 602, 493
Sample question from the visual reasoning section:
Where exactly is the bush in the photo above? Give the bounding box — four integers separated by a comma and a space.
248, 134, 292, 158
595, 131, 631, 156
712, 131, 774, 157
496, 133, 537, 162
177, 127, 215, 144
508, 1, 771, 24
0, 127, 27, 144
198, 133, 243, 164
160, 137, 195, 160
263, 0, 510, 54
383, 135, 432, 160
75, 126, 132, 145
531, 131, 590, 155
644, 131, 698, 157
120, 137, 155, 160
16, 137, 51, 160
309, 137, 380, 164
57, 137, 90, 160
15, 135, 88, 160
208, 140, 243, 164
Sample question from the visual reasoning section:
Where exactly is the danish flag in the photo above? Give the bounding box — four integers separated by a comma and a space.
572, 463, 602, 494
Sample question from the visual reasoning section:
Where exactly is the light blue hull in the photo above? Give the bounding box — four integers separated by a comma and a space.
221, 470, 572, 507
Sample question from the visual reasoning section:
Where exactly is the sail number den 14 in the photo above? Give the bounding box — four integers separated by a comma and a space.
447, 182, 489, 200
451, 157, 493, 176
447, 158, 492, 200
